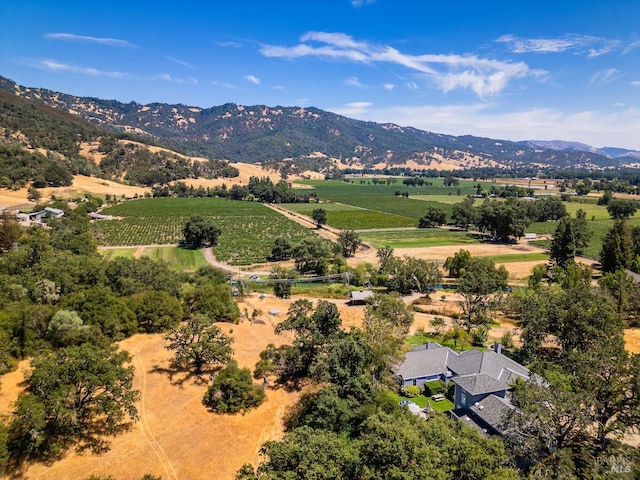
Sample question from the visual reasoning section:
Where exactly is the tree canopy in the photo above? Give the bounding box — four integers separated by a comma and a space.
8, 344, 139, 458
182, 215, 221, 249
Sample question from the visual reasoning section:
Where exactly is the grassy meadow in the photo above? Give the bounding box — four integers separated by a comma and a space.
99, 246, 208, 271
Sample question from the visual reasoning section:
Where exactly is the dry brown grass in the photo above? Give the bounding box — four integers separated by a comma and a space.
0, 301, 303, 480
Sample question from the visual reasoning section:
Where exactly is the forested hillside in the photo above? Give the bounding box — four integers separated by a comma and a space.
0, 84, 238, 189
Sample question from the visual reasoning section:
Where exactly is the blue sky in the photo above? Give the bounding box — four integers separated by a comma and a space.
2, 0, 640, 149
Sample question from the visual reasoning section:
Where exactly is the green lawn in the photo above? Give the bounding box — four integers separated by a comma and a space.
388, 392, 454, 413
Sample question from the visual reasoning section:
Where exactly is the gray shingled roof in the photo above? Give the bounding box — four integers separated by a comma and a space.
470, 394, 515, 435
395, 344, 529, 386
447, 349, 484, 376
445, 349, 529, 382
395, 347, 450, 380
452, 373, 508, 396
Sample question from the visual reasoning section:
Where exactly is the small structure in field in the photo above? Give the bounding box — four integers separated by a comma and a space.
347, 290, 374, 305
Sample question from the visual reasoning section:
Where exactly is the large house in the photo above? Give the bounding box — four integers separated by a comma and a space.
394, 342, 529, 436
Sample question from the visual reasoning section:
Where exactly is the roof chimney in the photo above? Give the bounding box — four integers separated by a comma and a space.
493, 342, 502, 355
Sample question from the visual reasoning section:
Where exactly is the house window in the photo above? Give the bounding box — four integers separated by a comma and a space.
413, 379, 417, 386
460, 391, 467, 407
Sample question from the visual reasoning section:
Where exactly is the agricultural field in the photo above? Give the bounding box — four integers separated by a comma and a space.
99, 247, 138, 261
298, 180, 464, 220
96, 198, 316, 265
526, 199, 640, 259
99, 246, 209, 270
358, 228, 484, 249
282, 202, 415, 229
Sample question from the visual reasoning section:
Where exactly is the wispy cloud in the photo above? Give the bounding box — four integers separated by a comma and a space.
384, 83, 395, 91
260, 31, 533, 97
157, 73, 197, 84
210, 80, 241, 90
244, 75, 260, 85
166, 55, 197, 70
497, 34, 621, 57
345, 76, 362, 87
36, 59, 129, 78
630, 81, 640, 87
590, 68, 620, 86
216, 40, 242, 48
45, 32, 134, 48
334, 101, 373, 116
351, 0, 375, 7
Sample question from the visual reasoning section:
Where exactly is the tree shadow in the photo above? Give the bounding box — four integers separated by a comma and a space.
150, 360, 220, 387
3, 420, 136, 479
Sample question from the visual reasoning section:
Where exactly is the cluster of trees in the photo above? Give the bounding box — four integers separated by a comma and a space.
100, 141, 240, 187
269, 229, 361, 275
451, 196, 567, 241
376, 246, 440, 295
0, 205, 244, 469
153, 176, 314, 203
239, 296, 520, 479
182, 215, 222, 249
0, 145, 80, 189
443, 250, 508, 344
507, 262, 640, 476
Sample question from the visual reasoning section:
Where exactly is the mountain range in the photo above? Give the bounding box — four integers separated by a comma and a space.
2, 74, 640, 173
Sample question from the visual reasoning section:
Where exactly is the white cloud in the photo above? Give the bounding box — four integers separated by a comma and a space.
244, 75, 260, 85
216, 41, 242, 48
384, 83, 395, 91
345, 103, 640, 149
333, 101, 373, 116
345, 76, 362, 87
497, 34, 621, 57
631, 81, 640, 87
36, 59, 129, 78
590, 68, 620, 86
260, 31, 533, 98
166, 55, 197, 70
45, 32, 134, 47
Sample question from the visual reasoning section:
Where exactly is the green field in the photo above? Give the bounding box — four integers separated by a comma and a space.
96, 198, 316, 265
359, 228, 483, 249
484, 252, 549, 263
101, 197, 272, 217
282, 202, 415, 229
99, 248, 137, 261
99, 246, 209, 270
299, 180, 460, 221
142, 246, 209, 270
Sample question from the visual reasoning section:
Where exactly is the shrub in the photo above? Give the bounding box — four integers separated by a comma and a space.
204, 360, 266, 413
402, 385, 421, 398
424, 380, 446, 396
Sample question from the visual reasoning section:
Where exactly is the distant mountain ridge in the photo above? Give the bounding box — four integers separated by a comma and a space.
2, 75, 638, 171
523, 140, 640, 160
